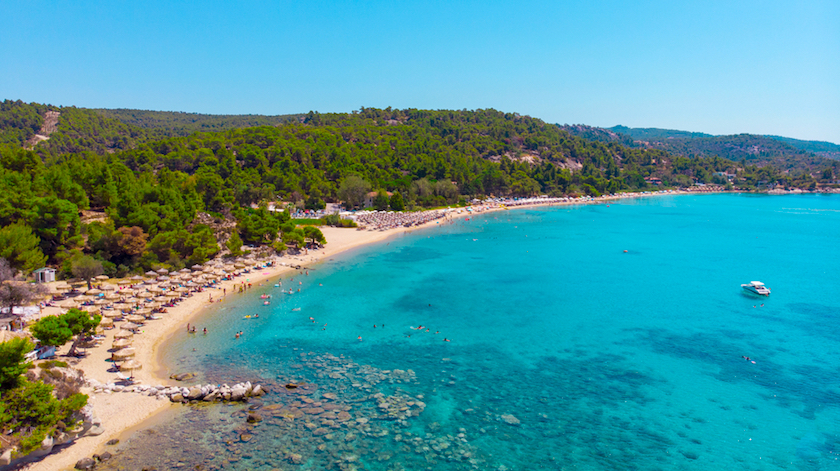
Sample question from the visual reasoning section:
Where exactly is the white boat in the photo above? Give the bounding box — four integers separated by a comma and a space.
742, 281, 770, 296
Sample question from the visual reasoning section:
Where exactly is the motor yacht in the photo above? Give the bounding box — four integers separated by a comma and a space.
742, 281, 770, 296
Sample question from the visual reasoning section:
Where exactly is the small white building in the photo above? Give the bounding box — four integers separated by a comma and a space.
33, 267, 56, 283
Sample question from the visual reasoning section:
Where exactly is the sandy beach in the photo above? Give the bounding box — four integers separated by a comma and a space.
24, 189, 696, 470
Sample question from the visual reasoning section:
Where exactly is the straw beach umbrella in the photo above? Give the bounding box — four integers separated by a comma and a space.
121, 322, 142, 331
125, 315, 145, 324
117, 279, 132, 285
145, 271, 157, 277
112, 348, 135, 361
121, 359, 142, 376
112, 338, 132, 348
99, 317, 114, 327
102, 310, 121, 319
95, 275, 109, 281
113, 329, 134, 339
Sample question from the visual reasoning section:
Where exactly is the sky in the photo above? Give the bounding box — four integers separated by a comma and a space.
1, 1, 838, 143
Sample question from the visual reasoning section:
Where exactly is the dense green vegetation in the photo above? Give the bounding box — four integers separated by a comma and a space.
766, 135, 840, 160
0, 336, 89, 458
94, 109, 302, 136
562, 123, 840, 171
0, 101, 835, 278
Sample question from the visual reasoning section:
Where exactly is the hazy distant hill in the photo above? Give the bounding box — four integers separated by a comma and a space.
766, 135, 840, 160
608, 125, 713, 140
559, 124, 838, 169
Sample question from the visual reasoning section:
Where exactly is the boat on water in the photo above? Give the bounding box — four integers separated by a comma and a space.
742, 281, 770, 296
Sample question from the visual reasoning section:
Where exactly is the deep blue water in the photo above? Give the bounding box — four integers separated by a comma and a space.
103, 194, 840, 470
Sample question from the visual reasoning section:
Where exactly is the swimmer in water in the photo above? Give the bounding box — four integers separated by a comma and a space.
444, 338, 450, 342
358, 336, 362, 341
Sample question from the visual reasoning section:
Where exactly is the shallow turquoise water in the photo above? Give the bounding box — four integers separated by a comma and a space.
104, 194, 840, 470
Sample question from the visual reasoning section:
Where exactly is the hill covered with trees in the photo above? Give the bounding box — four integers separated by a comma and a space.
0, 101, 833, 279
560, 123, 840, 171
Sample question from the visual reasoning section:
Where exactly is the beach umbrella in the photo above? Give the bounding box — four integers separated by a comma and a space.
117, 279, 132, 285
53, 282, 72, 292
105, 292, 120, 300
121, 359, 142, 375
156, 276, 169, 282
99, 317, 114, 327
191, 264, 203, 271
111, 348, 135, 360
59, 299, 80, 309
80, 307, 100, 315
130, 275, 144, 281
145, 271, 157, 277
113, 330, 134, 339
95, 275, 109, 281
112, 338, 132, 348
94, 299, 109, 306
100, 284, 116, 291
154, 296, 169, 303
179, 273, 192, 281
102, 310, 121, 319
148, 286, 162, 293
121, 322, 142, 330
85, 288, 102, 295
175, 286, 189, 293
137, 291, 154, 298
125, 315, 145, 324
165, 291, 181, 298
146, 301, 161, 309
143, 278, 158, 285
234, 263, 245, 269
156, 268, 169, 275
123, 297, 140, 305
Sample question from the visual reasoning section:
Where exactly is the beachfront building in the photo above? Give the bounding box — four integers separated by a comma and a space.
364, 191, 393, 208
33, 267, 56, 283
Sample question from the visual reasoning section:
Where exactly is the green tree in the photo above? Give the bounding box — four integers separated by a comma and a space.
0, 223, 47, 273
373, 190, 389, 211
0, 337, 33, 390
389, 191, 405, 211
30, 315, 74, 348
62, 309, 102, 357
337, 176, 371, 209
226, 231, 244, 257
0, 378, 88, 457
70, 255, 103, 289
31, 309, 101, 357
303, 226, 326, 246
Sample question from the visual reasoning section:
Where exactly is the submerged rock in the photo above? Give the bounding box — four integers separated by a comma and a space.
500, 414, 520, 426
75, 457, 95, 470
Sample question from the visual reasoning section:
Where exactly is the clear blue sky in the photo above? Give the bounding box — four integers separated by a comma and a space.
2, 1, 838, 142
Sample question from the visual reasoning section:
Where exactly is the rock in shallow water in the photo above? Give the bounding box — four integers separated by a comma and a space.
75, 457, 95, 470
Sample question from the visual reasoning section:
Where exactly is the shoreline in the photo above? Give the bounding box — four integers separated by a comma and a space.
24, 188, 700, 470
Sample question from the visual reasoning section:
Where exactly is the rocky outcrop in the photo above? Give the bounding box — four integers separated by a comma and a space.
87, 378, 267, 404
0, 405, 102, 468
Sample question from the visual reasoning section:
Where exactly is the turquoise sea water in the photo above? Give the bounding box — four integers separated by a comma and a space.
102, 194, 840, 470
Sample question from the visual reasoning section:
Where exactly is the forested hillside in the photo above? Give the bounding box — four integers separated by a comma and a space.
561, 123, 839, 171
0, 101, 833, 280
766, 135, 840, 160
93, 109, 302, 136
